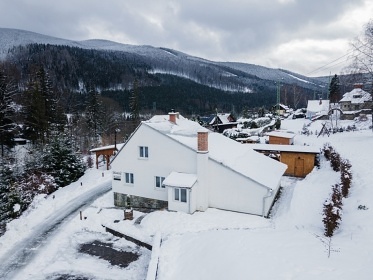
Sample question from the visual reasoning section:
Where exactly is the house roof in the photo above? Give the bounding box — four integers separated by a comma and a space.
340, 88, 372, 104
306, 99, 330, 115
144, 114, 287, 190
163, 172, 197, 188
252, 144, 320, 154
90, 143, 124, 152
267, 131, 295, 139
209, 113, 235, 125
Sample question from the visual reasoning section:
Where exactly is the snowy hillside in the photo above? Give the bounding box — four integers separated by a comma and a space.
0, 27, 325, 92
220, 61, 326, 88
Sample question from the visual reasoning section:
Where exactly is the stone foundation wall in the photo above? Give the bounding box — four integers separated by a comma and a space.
113, 192, 168, 209
114, 192, 127, 207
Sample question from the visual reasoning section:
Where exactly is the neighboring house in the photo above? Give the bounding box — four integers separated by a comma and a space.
207, 113, 238, 133
90, 143, 124, 170
306, 99, 330, 120
267, 131, 295, 145
274, 103, 291, 116
339, 83, 372, 120
252, 144, 320, 178
111, 112, 287, 217
235, 135, 260, 144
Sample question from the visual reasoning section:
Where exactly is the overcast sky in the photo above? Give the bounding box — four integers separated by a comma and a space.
1, 0, 372, 77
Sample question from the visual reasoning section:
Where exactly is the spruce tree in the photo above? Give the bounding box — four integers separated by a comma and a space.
0, 70, 16, 158
85, 86, 103, 142
328, 74, 341, 104
0, 162, 21, 223
129, 79, 140, 131
42, 135, 86, 188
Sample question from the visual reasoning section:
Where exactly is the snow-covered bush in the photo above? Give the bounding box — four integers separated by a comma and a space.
330, 151, 341, 172
323, 184, 343, 237
340, 159, 352, 198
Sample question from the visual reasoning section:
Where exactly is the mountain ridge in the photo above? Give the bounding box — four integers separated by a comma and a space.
0, 27, 327, 90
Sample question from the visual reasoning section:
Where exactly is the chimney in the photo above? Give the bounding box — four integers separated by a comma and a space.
169, 110, 177, 124
197, 128, 209, 212
197, 129, 208, 153
354, 83, 363, 89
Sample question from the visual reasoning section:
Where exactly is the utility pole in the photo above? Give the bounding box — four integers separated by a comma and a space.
276, 79, 282, 115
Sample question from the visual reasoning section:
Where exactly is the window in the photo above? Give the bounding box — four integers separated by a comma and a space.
155, 176, 165, 188
125, 172, 134, 184
139, 146, 149, 158
174, 188, 187, 203
113, 171, 121, 181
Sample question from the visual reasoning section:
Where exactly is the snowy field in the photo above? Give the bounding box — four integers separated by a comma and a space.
1, 117, 373, 279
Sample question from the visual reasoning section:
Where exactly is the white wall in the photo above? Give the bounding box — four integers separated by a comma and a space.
167, 186, 197, 213
207, 159, 276, 216
111, 124, 197, 201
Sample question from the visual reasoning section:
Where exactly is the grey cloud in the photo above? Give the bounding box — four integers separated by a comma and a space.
0, 0, 371, 75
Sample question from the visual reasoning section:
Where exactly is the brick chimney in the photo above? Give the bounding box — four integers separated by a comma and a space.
197, 129, 208, 153
169, 111, 177, 124
354, 83, 363, 89
197, 128, 209, 211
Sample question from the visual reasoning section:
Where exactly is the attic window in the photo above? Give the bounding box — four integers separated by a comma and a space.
139, 146, 149, 158
353, 95, 362, 98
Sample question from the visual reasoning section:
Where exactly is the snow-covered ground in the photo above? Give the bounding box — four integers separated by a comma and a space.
1, 117, 372, 280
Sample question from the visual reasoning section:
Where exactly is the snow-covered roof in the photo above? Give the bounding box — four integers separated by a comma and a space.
163, 172, 197, 188
144, 115, 287, 190
306, 100, 330, 114
90, 143, 124, 152
267, 131, 295, 139
340, 88, 372, 104
209, 113, 235, 125
252, 144, 320, 154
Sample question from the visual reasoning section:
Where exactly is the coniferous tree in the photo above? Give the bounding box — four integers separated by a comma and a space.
128, 79, 141, 132
0, 70, 17, 158
0, 162, 21, 223
23, 66, 65, 144
42, 135, 86, 188
85, 86, 103, 143
129, 79, 140, 119
328, 74, 341, 104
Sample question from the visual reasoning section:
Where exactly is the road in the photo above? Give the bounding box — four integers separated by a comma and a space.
0, 180, 111, 280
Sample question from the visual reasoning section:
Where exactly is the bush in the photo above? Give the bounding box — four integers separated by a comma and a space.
330, 151, 341, 172
322, 143, 333, 161
340, 159, 352, 198
323, 184, 343, 237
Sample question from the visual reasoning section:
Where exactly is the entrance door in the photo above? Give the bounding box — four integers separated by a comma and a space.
294, 157, 305, 177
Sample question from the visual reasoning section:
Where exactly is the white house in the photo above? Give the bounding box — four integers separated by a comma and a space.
339, 83, 372, 116
111, 112, 287, 217
306, 99, 330, 120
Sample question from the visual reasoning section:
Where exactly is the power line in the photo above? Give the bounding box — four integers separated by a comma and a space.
306, 50, 353, 76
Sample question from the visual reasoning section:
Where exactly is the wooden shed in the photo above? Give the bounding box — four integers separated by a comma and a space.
267, 131, 295, 145
90, 143, 124, 170
252, 144, 320, 178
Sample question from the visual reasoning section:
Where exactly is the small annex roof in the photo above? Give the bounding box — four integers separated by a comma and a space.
340, 88, 372, 104
267, 131, 296, 139
252, 144, 320, 154
144, 114, 287, 190
90, 143, 124, 152
163, 172, 197, 189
